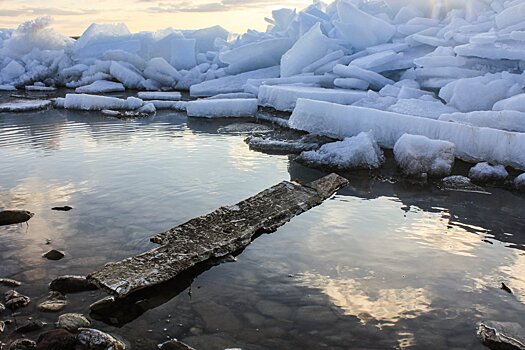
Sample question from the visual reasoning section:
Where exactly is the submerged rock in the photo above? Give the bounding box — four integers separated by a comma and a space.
58, 313, 91, 332
77, 328, 125, 350
0, 210, 34, 226
36, 329, 76, 350
0, 278, 22, 287
158, 339, 196, 350
4, 290, 30, 310
0, 320, 5, 334
7, 339, 36, 350
37, 292, 67, 312
42, 250, 65, 261
49, 276, 97, 294
51, 206, 73, 212
217, 122, 273, 134
101, 110, 150, 119
16, 319, 46, 333
478, 321, 525, 350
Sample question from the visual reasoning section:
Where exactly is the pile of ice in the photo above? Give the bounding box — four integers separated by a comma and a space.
393, 134, 455, 177
1, 0, 525, 173
468, 162, 508, 182
297, 131, 384, 169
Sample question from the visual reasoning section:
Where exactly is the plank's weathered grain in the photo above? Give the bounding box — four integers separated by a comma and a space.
87, 173, 348, 298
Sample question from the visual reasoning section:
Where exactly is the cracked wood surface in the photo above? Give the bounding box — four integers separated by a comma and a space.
87, 173, 348, 298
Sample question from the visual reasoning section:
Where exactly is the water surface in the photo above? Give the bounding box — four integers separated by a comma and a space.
1, 105, 524, 349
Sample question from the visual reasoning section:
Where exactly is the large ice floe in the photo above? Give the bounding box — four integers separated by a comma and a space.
1, 0, 525, 173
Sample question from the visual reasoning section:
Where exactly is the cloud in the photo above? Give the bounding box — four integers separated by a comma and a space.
0, 7, 101, 17
146, 0, 286, 13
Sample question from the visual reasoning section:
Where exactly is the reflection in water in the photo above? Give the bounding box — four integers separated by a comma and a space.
402, 209, 486, 257
297, 271, 431, 327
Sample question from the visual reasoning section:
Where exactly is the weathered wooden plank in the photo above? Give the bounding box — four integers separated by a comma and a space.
87, 173, 348, 298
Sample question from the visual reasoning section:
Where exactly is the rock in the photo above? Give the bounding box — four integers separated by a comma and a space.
89, 173, 349, 298
49, 276, 97, 294
158, 339, 196, 350
16, 319, 46, 333
7, 339, 36, 350
0, 210, 34, 226
217, 122, 273, 134
0, 320, 5, 334
0, 302, 5, 313
440, 176, 487, 193
478, 321, 525, 350
51, 206, 73, 211
58, 313, 91, 332
0, 278, 22, 287
4, 290, 30, 310
77, 328, 125, 350
42, 250, 65, 261
501, 283, 513, 294
36, 329, 77, 350
37, 292, 67, 312
88, 296, 115, 313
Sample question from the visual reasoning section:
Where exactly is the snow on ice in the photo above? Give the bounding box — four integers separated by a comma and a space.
298, 131, 384, 170
394, 134, 455, 177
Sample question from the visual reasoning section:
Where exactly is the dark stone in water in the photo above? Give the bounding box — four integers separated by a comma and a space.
501, 282, 513, 294
42, 250, 65, 261
158, 339, 196, 350
0, 302, 5, 313
4, 290, 30, 310
51, 206, 73, 212
16, 319, 46, 333
36, 329, 77, 350
49, 276, 98, 294
0, 210, 34, 226
0, 320, 5, 334
7, 338, 36, 350
0, 278, 22, 287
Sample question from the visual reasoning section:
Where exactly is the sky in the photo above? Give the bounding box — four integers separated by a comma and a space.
0, 0, 314, 36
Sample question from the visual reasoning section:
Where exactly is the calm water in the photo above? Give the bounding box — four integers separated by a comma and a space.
1, 103, 525, 349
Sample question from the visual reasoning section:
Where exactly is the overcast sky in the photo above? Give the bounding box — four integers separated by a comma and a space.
0, 0, 314, 35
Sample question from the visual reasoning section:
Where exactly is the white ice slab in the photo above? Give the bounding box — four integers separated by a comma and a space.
439, 110, 525, 133
75, 80, 125, 94
0, 99, 52, 112
63, 94, 143, 111
137, 91, 182, 101
289, 99, 525, 170
186, 98, 258, 118
190, 66, 280, 97
257, 85, 368, 112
